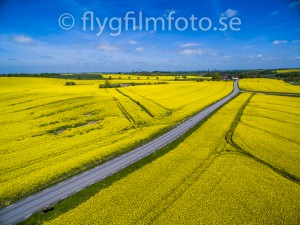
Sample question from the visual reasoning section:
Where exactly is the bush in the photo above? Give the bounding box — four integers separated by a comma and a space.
99, 80, 116, 88
65, 81, 76, 86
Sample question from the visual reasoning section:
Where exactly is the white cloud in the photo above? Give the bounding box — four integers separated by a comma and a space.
270, 11, 279, 16
129, 40, 138, 44
296, 56, 300, 59
292, 40, 300, 43
257, 54, 264, 59
11, 35, 33, 44
136, 47, 144, 52
179, 49, 205, 55
97, 44, 120, 51
221, 8, 238, 18
289, 1, 299, 7
180, 43, 200, 48
273, 40, 288, 45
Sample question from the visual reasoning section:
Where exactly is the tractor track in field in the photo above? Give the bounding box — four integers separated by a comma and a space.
238, 121, 300, 145
115, 89, 154, 118
127, 89, 172, 116
112, 96, 135, 123
242, 114, 300, 126
225, 93, 300, 185
240, 90, 300, 97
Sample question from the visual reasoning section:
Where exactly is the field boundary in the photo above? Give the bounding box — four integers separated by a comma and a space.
240, 90, 300, 97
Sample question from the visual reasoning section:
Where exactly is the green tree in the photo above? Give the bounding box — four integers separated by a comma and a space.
212, 74, 221, 81
104, 80, 111, 88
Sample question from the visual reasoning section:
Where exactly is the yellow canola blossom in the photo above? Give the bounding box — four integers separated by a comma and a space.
0, 78, 232, 205
239, 78, 300, 93
46, 93, 300, 225
233, 94, 300, 179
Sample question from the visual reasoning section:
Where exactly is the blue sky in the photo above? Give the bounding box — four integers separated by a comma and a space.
0, 0, 299, 73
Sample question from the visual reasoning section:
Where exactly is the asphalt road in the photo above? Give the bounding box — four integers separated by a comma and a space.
0, 81, 240, 225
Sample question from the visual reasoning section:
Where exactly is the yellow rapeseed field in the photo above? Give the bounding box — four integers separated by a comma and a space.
233, 94, 300, 179
239, 78, 300, 93
0, 77, 232, 205
45, 93, 300, 224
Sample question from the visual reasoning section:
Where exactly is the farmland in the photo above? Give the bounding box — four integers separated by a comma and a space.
44, 92, 300, 225
0, 77, 232, 206
239, 78, 300, 93
233, 94, 300, 180
276, 69, 300, 73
